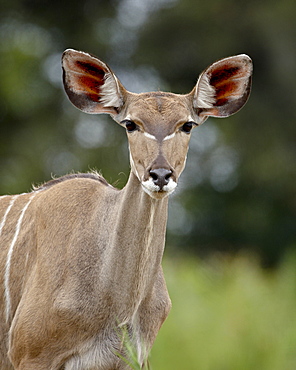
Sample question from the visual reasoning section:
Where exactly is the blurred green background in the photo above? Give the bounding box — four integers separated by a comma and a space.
0, 0, 296, 368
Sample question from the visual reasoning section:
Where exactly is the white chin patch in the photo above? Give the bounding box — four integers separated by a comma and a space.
141, 178, 177, 199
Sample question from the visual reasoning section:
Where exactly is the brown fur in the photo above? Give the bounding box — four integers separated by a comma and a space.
35, 172, 110, 190
0, 50, 252, 369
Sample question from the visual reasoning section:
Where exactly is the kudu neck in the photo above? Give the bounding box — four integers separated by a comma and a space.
102, 172, 169, 311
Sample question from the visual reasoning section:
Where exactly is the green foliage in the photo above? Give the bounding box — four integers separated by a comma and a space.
150, 253, 296, 369
0, 0, 295, 263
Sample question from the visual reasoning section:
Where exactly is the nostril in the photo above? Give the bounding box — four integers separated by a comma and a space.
150, 172, 158, 182
149, 168, 173, 190
165, 173, 172, 181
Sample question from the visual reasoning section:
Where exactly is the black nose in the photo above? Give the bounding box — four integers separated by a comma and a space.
149, 168, 172, 190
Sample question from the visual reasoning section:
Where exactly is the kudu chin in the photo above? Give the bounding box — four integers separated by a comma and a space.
0, 49, 252, 369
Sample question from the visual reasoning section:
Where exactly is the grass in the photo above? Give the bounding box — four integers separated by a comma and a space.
149, 252, 296, 370
114, 324, 149, 370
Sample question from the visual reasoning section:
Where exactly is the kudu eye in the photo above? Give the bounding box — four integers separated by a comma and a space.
180, 122, 196, 134
122, 120, 138, 133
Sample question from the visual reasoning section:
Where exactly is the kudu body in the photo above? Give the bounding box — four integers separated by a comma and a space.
0, 49, 252, 369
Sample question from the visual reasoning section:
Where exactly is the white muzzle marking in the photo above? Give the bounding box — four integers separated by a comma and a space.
141, 178, 177, 198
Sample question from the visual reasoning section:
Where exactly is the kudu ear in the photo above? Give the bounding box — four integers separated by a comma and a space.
62, 49, 126, 115
192, 54, 252, 119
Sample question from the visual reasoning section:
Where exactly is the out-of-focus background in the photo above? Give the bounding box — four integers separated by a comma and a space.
1, 0, 295, 368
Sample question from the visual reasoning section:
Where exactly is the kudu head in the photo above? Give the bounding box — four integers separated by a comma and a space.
62, 49, 252, 199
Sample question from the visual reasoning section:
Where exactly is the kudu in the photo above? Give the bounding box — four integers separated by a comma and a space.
0, 49, 252, 369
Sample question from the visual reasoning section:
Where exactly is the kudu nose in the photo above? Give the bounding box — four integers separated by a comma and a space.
149, 168, 173, 190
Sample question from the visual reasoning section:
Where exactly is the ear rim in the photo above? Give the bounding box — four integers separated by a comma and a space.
191, 54, 253, 120
62, 48, 126, 115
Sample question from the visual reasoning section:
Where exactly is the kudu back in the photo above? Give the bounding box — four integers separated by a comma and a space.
0, 49, 252, 369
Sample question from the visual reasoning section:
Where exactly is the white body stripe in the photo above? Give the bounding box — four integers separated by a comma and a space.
0, 196, 17, 238
4, 193, 36, 322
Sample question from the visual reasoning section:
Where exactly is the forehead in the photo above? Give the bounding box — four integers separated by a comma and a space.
125, 92, 192, 133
